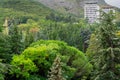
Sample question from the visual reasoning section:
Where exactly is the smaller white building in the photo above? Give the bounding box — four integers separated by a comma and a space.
84, 0, 100, 24
102, 6, 115, 13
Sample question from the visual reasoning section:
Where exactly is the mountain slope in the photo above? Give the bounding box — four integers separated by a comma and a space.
36, 0, 107, 17
0, 0, 55, 28
0, 0, 54, 18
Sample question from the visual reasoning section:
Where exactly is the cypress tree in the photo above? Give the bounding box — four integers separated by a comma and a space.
48, 56, 66, 80
91, 11, 120, 80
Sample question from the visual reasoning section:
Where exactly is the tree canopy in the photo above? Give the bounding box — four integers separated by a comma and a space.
11, 40, 92, 80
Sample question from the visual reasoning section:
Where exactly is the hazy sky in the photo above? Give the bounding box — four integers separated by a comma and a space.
105, 0, 120, 8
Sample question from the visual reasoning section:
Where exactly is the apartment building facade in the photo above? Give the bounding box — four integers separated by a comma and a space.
84, 0, 100, 23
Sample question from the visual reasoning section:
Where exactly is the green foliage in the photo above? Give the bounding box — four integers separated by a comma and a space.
0, 33, 12, 62
18, 19, 91, 51
46, 12, 78, 23
11, 55, 38, 78
0, 63, 5, 80
18, 19, 40, 47
0, 0, 53, 31
86, 34, 101, 59
30, 39, 93, 78
25, 75, 46, 80
0, 62, 12, 80
90, 12, 120, 80
0, 26, 2, 32
11, 40, 92, 80
0, 0, 86, 54
48, 56, 66, 80
0, 0, 52, 18
0, 8, 40, 28
37, 20, 91, 51
9, 20, 24, 54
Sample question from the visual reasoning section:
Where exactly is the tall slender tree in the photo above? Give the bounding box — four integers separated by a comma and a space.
0, 33, 11, 62
9, 19, 23, 54
91, 11, 120, 80
48, 56, 66, 80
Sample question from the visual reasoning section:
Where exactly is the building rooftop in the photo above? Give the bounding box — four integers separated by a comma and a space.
101, 5, 115, 9
85, 2, 98, 4
84, 0, 98, 4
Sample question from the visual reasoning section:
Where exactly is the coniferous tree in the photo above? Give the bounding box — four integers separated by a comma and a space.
0, 26, 2, 32
0, 33, 11, 62
86, 34, 101, 59
9, 19, 23, 54
91, 11, 120, 80
48, 56, 66, 80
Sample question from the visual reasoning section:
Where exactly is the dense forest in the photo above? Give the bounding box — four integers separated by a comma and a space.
0, 0, 120, 80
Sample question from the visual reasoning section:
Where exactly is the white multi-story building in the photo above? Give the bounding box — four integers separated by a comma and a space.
84, 0, 100, 23
84, 0, 115, 24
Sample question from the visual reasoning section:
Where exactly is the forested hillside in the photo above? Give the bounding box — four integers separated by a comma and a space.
0, 0, 53, 27
0, 0, 52, 16
0, 0, 120, 80
0, 0, 79, 28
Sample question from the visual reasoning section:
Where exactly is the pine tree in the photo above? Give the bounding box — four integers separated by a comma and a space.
91, 11, 120, 80
48, 56, 66, 80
